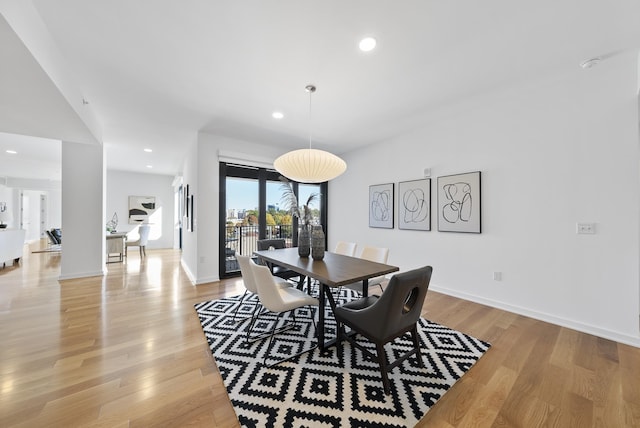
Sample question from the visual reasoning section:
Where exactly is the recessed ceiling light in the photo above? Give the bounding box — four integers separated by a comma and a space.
144, 148, 153, 153
272, 111, 284, 119
6, 150, 17, 154
146, 165, 153, 169
359, 37, 377, 52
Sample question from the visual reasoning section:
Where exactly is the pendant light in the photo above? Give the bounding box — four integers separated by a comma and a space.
274, 85, 347, 183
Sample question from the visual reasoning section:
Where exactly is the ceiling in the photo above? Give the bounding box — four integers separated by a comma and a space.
1, 1, 639, 181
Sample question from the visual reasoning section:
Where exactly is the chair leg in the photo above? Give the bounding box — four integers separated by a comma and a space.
375, 342, 391, 395
261, 306, 318, 368
246, 302, 264, 342
411, 325, 424, 368
143, 245, 146, 256
232, 290, 249, 322
263, 312, 284, 367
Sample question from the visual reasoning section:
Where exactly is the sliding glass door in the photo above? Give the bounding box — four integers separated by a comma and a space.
219, 162, 327, 278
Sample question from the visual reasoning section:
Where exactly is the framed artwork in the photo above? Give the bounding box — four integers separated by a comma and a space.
189, 195, 195, 232
398, 178, 431, 231
437, 171, 481, 233
128, 195, 156, 224
369, 183, 394, 229
185, 184, 190, 217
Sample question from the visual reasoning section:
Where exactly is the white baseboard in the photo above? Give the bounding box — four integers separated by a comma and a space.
180, 260, 196, 284
430, 284, 640, 349
195, 276, 220, 285
59, 270, 104, 281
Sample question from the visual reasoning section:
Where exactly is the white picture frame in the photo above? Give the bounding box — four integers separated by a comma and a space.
398, 178, 431, 231
369, 183, 394, 229
437, 171, 481, 233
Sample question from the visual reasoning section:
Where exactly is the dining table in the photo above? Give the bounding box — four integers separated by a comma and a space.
254, 247, 399, 352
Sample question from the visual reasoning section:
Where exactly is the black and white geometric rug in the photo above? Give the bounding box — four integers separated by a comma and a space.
195, 288, 491, 427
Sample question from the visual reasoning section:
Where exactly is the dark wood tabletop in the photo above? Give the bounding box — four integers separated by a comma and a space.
255, 247, 399, 352
254, 247, 398, 287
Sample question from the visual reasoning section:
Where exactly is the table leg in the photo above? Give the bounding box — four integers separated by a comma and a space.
361, 279, 368, 297
318, 283, 341, 352
318, 283, 326, 351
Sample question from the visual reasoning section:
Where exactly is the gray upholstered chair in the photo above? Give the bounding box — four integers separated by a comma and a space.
256, 238, 304, 287
335, 265, 433, 394
250, 259, 319, 367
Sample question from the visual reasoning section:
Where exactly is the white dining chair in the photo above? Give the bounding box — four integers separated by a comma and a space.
250, 259, 319, 367
334, 241, 357, 257
344, 246, 390, 294
233, 255, 292, 337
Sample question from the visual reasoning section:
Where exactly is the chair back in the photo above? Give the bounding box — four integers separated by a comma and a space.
360, 246, 389, 263
139, 224, 151, 246
250, 259, 283, 312
45, 230, 58, 245
236, 255, 259, 294
360, 246, 389, 285
334, 241, 357, 257
51, 228, 62, 244
257, 238, 286, 250
367, 266, 433, 340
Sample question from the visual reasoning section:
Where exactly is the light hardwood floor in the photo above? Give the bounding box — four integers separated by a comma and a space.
1, 243, 639, 427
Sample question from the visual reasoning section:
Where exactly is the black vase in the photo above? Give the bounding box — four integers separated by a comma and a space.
298, 225, 310, 257
311, 225, 325, 260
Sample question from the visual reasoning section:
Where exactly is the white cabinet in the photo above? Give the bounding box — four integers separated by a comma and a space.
0, 229, 26, 266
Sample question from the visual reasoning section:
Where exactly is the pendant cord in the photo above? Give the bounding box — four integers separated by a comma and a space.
308, 88, 312, 150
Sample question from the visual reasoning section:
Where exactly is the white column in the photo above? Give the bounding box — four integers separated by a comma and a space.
60, 141, 105, 279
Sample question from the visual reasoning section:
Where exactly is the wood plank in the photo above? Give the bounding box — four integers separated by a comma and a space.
1, 244, 639, 427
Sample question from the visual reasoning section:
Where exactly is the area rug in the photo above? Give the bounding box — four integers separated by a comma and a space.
194, 288, 491, 427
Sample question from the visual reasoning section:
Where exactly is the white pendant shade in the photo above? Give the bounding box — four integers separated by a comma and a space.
274, 148, 347, 183
274, 84, 347, 183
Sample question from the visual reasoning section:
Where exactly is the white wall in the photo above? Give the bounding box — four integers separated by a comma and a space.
330, 53, 640, 347
180, 137, 198, 283
21, 189, 41, 241
0, 182, 61, 238
48, 188, 61, 229
181, 133, 283, 284
0, 184, 17, 229
106, 170, 175, 250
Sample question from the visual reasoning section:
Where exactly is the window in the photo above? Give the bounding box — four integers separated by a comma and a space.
219, 162, 328, 278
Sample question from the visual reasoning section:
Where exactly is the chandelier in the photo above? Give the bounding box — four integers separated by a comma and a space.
274, 85, 347, 183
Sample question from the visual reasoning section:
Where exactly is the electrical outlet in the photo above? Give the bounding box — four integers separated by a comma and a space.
493, 272, 502, 281
576, 223, 596, 234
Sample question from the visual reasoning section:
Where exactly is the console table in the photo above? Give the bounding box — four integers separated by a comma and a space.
0, 229, 26, 267
106, 232, 127, 263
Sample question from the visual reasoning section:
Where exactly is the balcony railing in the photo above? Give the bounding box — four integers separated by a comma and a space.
224, 224, 294, 273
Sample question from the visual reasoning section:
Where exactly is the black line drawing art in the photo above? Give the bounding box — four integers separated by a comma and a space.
442, 182, 472, 224
398, 179, 430, 231
437, 171, 481, 233
369, 183, 394, 228
372, 191, 391, 221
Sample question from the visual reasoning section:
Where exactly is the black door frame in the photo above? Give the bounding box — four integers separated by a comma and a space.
219, 162, 328, 278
